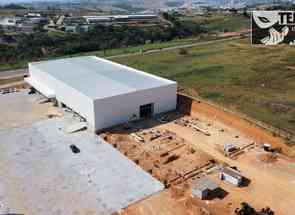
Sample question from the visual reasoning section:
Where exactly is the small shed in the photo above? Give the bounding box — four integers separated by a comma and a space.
192, 177, 219, 200
220, 167, 243, 187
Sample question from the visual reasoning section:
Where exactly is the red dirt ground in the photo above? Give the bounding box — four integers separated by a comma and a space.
189, 99, 295, 157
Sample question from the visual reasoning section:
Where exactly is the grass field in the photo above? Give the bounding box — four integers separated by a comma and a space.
180, 14, 250, 32
0, 35, 219, 71
114, 38, 295, 134
0, 9, 27, 16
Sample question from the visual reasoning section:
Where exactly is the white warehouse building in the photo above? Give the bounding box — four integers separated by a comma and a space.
25, 56, 177, 131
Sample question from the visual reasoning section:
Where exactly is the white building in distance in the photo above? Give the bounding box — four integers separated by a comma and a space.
0, 16, 17, 26
26, 56, 177, 132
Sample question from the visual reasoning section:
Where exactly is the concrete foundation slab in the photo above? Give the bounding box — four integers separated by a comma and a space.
0, 118, 164, 215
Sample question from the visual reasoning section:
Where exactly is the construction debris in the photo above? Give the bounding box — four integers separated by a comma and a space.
130, 133, 145, 143
257, 153, 278, 163
224, 144, 238, 155
65, 122, 87, 133
0, 88, 18, 95
174, 116, 210, 136
38, 98, 51, 104
101, 124, 215, 187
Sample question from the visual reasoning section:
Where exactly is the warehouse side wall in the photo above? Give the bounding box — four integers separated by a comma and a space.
54, 82, 95, 130
93, 83, 177, 131
28, 64, 95, 130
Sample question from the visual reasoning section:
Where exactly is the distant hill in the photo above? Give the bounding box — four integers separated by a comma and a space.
0, 3, 26, 9
1, 0, 295, 9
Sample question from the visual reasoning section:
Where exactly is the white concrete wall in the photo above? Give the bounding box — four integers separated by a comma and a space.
29, 64, 95, 130
54, 81, 95, 130
93, 83, 177, 131
220, 172, 240, 186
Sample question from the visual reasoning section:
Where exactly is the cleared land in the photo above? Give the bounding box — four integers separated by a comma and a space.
100, 118, 216, 188
111, 108, 295, 215
1, 90, 295, 215
113, 38, 295, 134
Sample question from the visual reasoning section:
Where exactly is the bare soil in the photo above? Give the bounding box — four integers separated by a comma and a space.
189, 98, 295, 157
120, 106, 295, 215
100, 121, 215, 188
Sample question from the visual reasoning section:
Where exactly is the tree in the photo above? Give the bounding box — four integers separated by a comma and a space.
235, 202, 275, 215
259, 207, 274, 215
235, 202, 256, 215
179, 48, 188, 55
0, 25, 4, 37
2, 3, 26, 9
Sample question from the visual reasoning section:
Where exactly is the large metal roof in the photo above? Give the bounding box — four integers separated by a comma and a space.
31, 56, 175, 100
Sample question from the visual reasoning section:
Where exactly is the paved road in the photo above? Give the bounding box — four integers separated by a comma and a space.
0, 69, 28, 79
0, 36, 240, 79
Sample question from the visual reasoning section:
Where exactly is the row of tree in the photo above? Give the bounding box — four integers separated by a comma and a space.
0, 4, 26, 10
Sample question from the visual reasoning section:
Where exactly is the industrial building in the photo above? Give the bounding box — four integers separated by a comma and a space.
25, 56, 177, 132
83, 14, 158, 25
0, 16, 17, 26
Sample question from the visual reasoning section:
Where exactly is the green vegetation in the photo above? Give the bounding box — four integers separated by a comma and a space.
0, 36, 218, 71
180, 14, 250, 32
235, 202, 274, 215
0, 9, 26, 16
0, 13, 247, 71
0, 17, 206, 70
0, 4, 26, 10
113, 39, 295, 133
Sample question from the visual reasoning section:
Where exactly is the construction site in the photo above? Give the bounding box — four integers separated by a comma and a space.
98, 94, 295, 215
1, 58, 295, 215
100, 120, 216, 188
